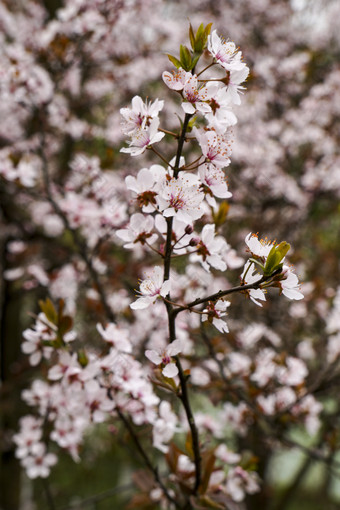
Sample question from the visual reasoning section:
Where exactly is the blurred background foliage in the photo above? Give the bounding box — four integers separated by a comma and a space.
1, 0, 340, 509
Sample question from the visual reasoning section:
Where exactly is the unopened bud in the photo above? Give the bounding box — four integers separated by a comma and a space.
185, 225, 194, 235
189, 237, 200, 247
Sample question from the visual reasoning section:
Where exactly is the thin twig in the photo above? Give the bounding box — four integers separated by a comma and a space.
116, 408, 181, 508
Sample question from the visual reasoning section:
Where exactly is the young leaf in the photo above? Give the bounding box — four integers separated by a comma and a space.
167, 53, 182, 69
39, 298, 57, 325
190, 55, 201, 71
189, 23, 196, 50
180, 44, 192, 71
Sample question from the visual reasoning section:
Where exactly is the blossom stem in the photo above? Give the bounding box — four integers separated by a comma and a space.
159, 127, 179, 138
149, 146, 172, 168
196, 62, 216, 77
173, 276, 271, 316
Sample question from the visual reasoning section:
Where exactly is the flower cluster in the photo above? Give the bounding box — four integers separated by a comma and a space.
8, 15, 326, 510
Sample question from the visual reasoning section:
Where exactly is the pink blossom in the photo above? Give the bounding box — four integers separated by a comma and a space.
207, 30, 246, 72
120, 117, 165, 157
194, 128, 233, 169
157, 172, 204, 224
120, 95, 164, 135
162, 68, 190, 91
190, 224, 228, 272
116, 213, 158, 250
130, 266, 171, 310
145, 339, 182, 378
181, 74, 213, 115
152, 401, 179, 452
202, 299, 230, 333
21, 443, 57, 479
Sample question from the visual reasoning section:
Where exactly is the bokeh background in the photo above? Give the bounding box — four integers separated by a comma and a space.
1, 0, 340, 509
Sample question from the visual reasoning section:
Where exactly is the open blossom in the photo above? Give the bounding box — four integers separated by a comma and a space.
152, 401, 179, 452
130, 266, 171, 310
13, 416, 43, 460
224, 66, 249, 105
120, 117, 165, 156
125, 165, 165, 213
190, 224, 228, 272
205, 85, 238, 132
199, 163, 232, 207
279, 265, 304, 300
21, 443, 57, 479
96, 322, 132, 353
162, 67, 191, 91
157, 172, 204, 224
241, 261, 266, 307
181, 74, 214, 114
207, 30, 246, 72
116, 213, 158, 250
145, 339, 182, 378
245, 232, 275, 259
120, 95, 164, 135
22, 313, 55, 366
225, 467, 260, 502
194, 127, 233, 169
202, 299, 230, 333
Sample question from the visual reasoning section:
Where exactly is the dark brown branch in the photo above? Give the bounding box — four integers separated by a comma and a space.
173, 275, 271, 317
162, 111, 202, 497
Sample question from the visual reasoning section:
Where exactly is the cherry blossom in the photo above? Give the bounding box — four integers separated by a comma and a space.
130, 266, 171, 310
116, 213, 158, 250
125, 165, 165, 213
207, 30, 246, 72
202, 299, 230, 333
162, 67, 190, 91
225, 466, 260, 502
194, 127, 233, 168
152, 401, 179, 452
120, 117, 165, 156
21, 443, 57, 479
279, 265, 304, 300
199, 163, 232, 205
190, 224, 228, 272
120, 95, 164, 135
157, 172, 205, 224
145, 339, 182, 378
245, 232, 275, 259
181, 74, 214, 114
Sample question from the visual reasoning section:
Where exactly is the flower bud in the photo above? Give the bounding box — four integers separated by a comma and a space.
189, 237, 200, 246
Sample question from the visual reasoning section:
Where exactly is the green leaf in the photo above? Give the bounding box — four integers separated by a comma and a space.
212, 201, 229, 228
264, 241, 290, 276
167, 53, 182, 69
195, 22, 212, 52
190, 54, 201, 71
180, 44, 192, 71
77, 349, 89, 367
195, 23, 205, 43
189, 23, 196, 51
39, 298, 57, 325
